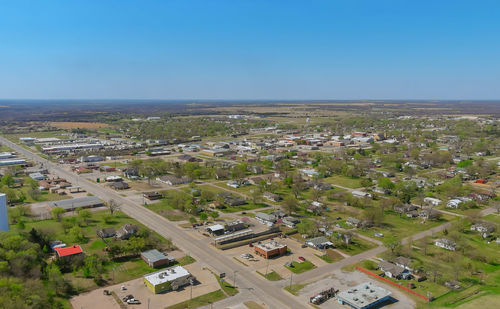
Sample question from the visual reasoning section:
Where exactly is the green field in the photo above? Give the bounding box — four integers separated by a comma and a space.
166, 290, 227, 309
257, 270, 283, 281
285, 260, 316, 274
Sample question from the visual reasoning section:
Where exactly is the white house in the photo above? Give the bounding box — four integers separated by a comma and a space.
435, 238, 456, 251
424, 197, 442, 206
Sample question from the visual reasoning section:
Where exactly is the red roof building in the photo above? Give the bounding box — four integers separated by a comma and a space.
54, 245, 83, 258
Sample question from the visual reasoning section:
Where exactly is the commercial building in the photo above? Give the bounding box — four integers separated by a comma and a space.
254, 241, 287, 259
144, 266, 194, 294
141, 249, 175, 268
337, 282, 392, 309
47, 196, 104, 211
0, 193, 8, 231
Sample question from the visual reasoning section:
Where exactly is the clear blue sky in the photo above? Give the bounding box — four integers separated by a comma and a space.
1, 0, 499, 100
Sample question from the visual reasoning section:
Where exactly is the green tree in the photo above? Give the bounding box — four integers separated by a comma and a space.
283, 197, 299, 215
51, 207, 66, 222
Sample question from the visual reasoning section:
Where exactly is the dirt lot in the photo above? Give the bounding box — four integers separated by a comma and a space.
70, 263, 219, 309
50, 121, 111, 129
297, 269, 415, 309
221, 237, 342, 279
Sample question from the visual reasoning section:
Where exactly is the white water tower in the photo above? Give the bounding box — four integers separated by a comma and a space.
0, 193, 8, 231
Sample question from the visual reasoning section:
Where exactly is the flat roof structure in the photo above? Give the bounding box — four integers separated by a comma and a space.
337, 282, 392, 309
255, 240, 287, 252
144, 266, 190, 286
48, 196, 103, 210
207, 224, 225, 232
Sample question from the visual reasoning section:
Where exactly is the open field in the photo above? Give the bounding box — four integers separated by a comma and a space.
50, 121, 112, 129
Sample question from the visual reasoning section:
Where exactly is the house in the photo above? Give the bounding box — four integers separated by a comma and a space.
143, 191, 163, 201
29, 172, 46, 181
424, 197, 442, 206
105, 175, 123, 182
156, 176, 192, 185
307, 203, 322, 214
144, 266, 195, 294
447, 199, 462, 209
54, 245, 83, 259
255, 212, 276, 226
123, 168, 139, 179
263, 192, 282, 202
337, 282, 392, 309
248, 176, 265, 185
248, 165, 263, 174
435, 238, 456, 251
346, 217, 361, 228
225, 197, 246, 206
109, 181, 130, 190
115, 224, 139, 240
141, 249, 175, 268
282, 216, 300, 228
306, 236, 333, 249
352, 190, 372, 198
226, 180, 240, 188
378, 261, 411, 279
97, 227, 116, 238
471, 223, 495, 238
254, 241, 287, 259
394, 256, 412, 270
313, 182, 332, 191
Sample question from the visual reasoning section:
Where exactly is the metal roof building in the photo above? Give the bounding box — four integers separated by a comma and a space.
47, 196, 104, 211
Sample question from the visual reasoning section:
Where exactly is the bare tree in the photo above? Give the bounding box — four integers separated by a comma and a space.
107, 199, 121, 215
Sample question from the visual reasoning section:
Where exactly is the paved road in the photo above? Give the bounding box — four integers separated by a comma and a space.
0, 137, 308, 309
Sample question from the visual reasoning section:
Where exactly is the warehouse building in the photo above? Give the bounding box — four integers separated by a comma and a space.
47, 196, 104, 211
141, 249, 175, 268
143, 266, 195, 294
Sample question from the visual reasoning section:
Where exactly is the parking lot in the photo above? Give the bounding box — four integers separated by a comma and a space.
222, 237, 342, 279
297, 269, 415, 309
71, 263, 219, 309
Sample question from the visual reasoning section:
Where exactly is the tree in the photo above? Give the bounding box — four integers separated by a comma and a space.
69, 226, 86, 243
199, 212, 208, 221
249, 189, 261, 205
209, 211, 219, 220
291, 181, 306, 199
283, 197, 299, 215
78, 209, 92, 226
231, 163, 247, 185
378, 177, 395, 191
106, 199, 120, 215
297, 219, 318, 236
310, 188, 322, 202
51, 207, 66, 222
383, 237, 402, 257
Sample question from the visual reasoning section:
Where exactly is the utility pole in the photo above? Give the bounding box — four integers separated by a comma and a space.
265, 258, 270, 276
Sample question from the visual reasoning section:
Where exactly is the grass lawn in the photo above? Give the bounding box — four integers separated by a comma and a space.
285, 261, 316, 274
146, 198, 189, 221
355, 210, 454, 239
336, 237, 378, 256
177, 255, 196, 266
165, 290, 226, 309
284, 283, 307, 296
257, 270, 283, 281
11, 210, 176, 291
216, 275, 238, 296
324, 175, 363, 189
315, 249, 344, 263
244, 301, 266, 309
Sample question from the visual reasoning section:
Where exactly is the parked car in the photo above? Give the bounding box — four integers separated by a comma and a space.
301, 244, 307, 248
127, 299, 141, 305
298, 256, 306, 262
122, 295, 134, 302
374, 232, 384, 238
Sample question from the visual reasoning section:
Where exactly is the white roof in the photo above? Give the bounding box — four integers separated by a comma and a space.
144, 266, 190, 285
207, 224, 225, 232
